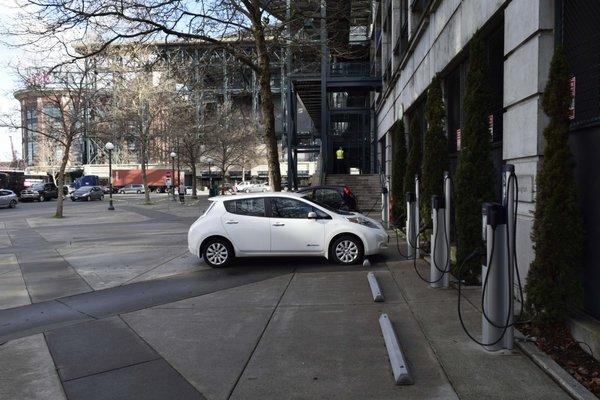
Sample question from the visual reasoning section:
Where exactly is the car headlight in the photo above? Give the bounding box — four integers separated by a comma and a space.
346, 217, 379, 229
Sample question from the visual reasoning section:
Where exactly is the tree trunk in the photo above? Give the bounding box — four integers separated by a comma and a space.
140, 138, 151, 204
253, 27, 282, 191
221, 161, 227, 194
54, 139, 72, 218
191, 163, 197, 198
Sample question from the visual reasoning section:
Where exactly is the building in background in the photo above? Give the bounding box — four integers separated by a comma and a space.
373, 0, 600, 320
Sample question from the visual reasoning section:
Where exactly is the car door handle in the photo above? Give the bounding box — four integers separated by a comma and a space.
272, 222, 285, 226
225, 220, 239, 224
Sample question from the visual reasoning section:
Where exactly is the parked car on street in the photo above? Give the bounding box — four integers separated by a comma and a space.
234, 181, 255, 193
63, 185, 76, 196
187, 192, 388, 267
20, 182, 59, 202
71, 186, 104, 201
175, 186, 194, 195
244, 182, 270, 193
297, 185, 359, 212
118, 184, 145, 194
0, 189, 18, 208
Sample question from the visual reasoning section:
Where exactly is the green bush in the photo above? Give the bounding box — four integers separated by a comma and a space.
454, 32, 495, 284
403, 117, 422, 199
421, 75, 449, 221
391, 119, 407, 222
525, 47, 583, 324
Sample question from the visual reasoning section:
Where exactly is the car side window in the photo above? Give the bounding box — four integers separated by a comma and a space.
271, 197, 314, 219
315, 189, 343, 209
0, 190, 8, 196
224, 198, 266, 217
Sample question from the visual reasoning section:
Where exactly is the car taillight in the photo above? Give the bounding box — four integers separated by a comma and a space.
343, 186, 353, 197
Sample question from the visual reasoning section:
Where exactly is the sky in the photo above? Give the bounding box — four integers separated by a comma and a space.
0, 0, 24, 162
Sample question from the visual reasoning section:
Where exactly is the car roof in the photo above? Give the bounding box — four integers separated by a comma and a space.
297, 185, 344, 192
209, 191, 305, 202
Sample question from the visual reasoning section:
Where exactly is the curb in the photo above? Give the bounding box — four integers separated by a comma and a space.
515, 332, 597, 400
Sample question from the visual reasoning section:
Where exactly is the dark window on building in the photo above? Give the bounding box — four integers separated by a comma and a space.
562, 0, 600, 129
395, 0, 409, 60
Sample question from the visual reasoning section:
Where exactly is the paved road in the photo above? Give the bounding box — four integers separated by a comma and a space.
0, 195, 572, 400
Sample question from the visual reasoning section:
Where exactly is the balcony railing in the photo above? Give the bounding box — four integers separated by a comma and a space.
330, 61, 373, 77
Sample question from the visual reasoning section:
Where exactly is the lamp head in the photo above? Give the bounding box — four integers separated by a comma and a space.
105, 142, 114, 151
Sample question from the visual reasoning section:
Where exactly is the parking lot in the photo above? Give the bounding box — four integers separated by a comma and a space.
0, 194, 572, 400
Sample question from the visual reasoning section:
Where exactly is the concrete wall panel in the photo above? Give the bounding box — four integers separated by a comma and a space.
503, 97, 546, 159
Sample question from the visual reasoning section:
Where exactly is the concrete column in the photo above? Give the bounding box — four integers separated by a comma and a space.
503, 0, 555, 289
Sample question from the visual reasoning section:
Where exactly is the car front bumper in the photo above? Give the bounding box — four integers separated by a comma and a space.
363, 230, 389, 256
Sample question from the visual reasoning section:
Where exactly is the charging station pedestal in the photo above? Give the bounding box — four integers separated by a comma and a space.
414, 176, 420, 258
406, 192, 417, 258
430, 195, 449, 288
502, 164, 516, 293
482, 203, 514, 351
443, 171, 451, 257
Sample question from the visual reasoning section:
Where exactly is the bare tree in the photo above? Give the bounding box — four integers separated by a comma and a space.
6, 61, 101, 217
104, 45, 179, 204
8, 0, 326, 191
167, 92, 208, 198
205, 101, 260, 188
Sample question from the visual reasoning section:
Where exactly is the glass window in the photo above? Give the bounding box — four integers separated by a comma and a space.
236, 198, 265, 217
224, 200, 235, 213
271, 197, 314, 219
224, 198, 266, 217
314, 189, 343, 209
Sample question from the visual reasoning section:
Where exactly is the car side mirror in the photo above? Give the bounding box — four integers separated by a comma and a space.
307, 211, 317, 219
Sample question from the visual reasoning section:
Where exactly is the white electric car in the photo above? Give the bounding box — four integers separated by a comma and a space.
188, 192, 389, 267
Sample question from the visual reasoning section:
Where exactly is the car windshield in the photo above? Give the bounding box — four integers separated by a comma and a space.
76, 186, 92, 193
299, 194, 354, 215
32, 184, 44, 190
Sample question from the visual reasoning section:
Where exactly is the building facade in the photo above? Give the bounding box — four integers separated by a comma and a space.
373, 0, 600, 319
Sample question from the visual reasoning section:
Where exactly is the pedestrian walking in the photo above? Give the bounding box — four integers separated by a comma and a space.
335, 146, 345, 173
178, 183, 185, 203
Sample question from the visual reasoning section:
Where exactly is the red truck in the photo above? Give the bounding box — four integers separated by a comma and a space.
112, 168, 183, 192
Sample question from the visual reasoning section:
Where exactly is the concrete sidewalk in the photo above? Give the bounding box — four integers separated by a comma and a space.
0, 198, 573, 399
1, 253, 571, 399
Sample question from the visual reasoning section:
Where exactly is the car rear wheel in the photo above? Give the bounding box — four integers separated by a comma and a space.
330, 235, 363, 265
8, 200, 16, 208
39, 194, 45, 202
203, 238, 233, 268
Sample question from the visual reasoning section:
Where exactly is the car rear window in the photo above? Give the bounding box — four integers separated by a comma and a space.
224, 198, 265, 217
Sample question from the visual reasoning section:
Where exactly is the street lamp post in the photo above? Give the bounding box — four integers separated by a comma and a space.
105, 142, 115, 211
170, 151, 177, 201
207, 158, 213, 190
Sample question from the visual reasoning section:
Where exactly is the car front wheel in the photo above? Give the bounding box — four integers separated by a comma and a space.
39, 194, 45, 202
203, 238, 233, 268
330, 235, 363, 265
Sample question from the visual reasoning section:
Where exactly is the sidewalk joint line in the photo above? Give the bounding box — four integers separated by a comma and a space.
226, 270, 296, 400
